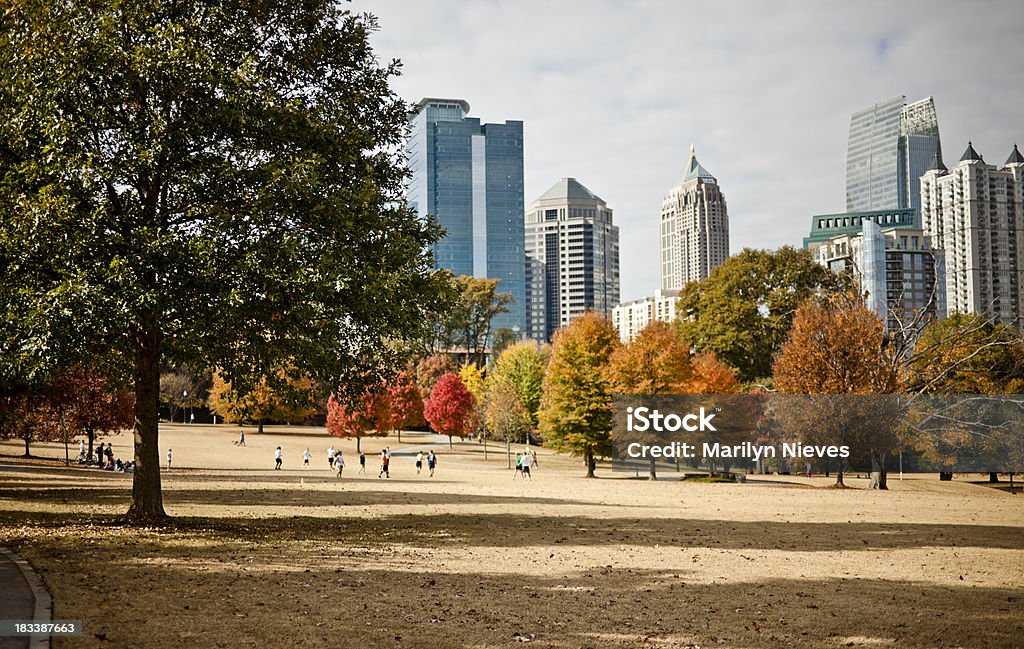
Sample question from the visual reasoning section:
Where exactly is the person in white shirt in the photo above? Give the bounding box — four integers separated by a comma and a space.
520, 451, 532, 480
334, 452, 345, 478
274, 446, 283, 470
415, 451, 424, 474
327, 446, 336, 469
303, 448, 311, 467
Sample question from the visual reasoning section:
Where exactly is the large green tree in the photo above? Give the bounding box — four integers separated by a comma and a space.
538, 312, 619, 477
491, 340, 550, 431
0, 1, 450, 521
675, 247, 848, 382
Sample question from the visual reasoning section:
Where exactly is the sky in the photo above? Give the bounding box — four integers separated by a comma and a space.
352, 0, 1024, 302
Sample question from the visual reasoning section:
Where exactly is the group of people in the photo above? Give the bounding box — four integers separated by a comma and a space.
266, 444, 441, 479
513, 450, 538, 480
77, 440, 133, 472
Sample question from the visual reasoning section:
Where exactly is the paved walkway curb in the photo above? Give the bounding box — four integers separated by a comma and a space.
0, 548, 51, 649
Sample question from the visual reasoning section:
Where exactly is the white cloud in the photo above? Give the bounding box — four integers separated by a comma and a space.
354, 0, 1024, 301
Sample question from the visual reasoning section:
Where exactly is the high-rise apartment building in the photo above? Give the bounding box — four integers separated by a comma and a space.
846, 96, 941, 220
814, 220, 945, 331
524, 178, 619, 342
921, 143, 1024, 325
611, 290, 678, 343
660, 146, 729, 290
407, 98, 526, 335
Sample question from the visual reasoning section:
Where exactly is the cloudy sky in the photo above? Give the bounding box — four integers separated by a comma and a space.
353, 0, 1024, 301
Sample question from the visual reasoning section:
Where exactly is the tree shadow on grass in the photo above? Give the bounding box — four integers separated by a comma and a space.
11, 531, 1024, 649
2, 506, 1022, 553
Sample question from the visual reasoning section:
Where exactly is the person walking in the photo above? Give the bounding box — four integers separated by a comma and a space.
335, 452, 345, 478
378, 448, 390, 478
166, 448, 172, 470
415, 451, 424, 475
513, 452, 522, 479
427, 450, 437, 477
327, 446, 336, 469
520, 450, 533, 480
303, 448, 311, 467
95, 442, 104, 466
358, 452, 366, 474
238, 430, 245, 446
274, 446, 283, 470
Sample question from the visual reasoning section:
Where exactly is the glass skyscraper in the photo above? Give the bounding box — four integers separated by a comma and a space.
846, 96, 941, 221
407, 98, 526, 336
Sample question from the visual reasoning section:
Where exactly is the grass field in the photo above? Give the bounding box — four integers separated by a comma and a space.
1, 423, 1023, 648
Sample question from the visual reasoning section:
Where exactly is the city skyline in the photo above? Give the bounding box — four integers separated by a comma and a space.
355, 0, 1023, 301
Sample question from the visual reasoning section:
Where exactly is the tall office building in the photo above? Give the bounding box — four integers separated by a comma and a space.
921, 143, 1024, 325
814, 220, 945, 331
524, 178, 620, 342
660, 146, 729, 290
846, 96, 941, 220
407, 98, 526, 335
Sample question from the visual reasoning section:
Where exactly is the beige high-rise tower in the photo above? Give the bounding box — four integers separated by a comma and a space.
660, 145, 730, 290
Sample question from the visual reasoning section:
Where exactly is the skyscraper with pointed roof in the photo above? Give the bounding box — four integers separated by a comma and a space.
921, 142, 1024, 325
524, 178, 619, 342
660, 146, 729, 290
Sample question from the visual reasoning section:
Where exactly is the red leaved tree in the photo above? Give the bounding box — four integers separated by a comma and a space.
54, 365, 134, 462
326, 387, 390, 453
387, 371, 424, 443
424, 373, 475, 449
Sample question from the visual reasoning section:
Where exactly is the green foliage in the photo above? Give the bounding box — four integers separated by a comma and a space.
0, 1, 451, 520
491, 328, 519, 358
538, 312, 619, 477
675, 247, 848, 382
491, 340, 550, 429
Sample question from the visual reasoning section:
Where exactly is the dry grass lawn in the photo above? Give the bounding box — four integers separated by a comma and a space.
1, 423, 1022, 648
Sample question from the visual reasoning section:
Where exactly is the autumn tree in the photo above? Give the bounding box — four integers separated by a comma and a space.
387, 371, 424, 443
424, 373, 476, 449
676, 247, 848, 382
606, 321, 739, 478
416, 354, 458, 403
0, 1, 451, 522
208, 372, 317, 434
326, 388, 390, 453
491, 328, 520, 359
491, 340, 550, 433
486, 375, 532, 468
773, 296, 901, 487
459, 363, 488, 453
539, 312, 619, 477
53, 365, 134, 460
0, 389, 56, 457
159, 368, 207, 424
447, 276, 514, 367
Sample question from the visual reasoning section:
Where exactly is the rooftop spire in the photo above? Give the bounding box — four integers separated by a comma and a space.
689, 143, 696, 160
960, 141, 983, 163
927, 151, 948, 173
1006, 144, 1024, 165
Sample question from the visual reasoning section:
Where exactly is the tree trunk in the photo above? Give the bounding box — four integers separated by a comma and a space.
584, 450, 595, 478
126, 321, 166, 523
59, 405, 69, 466
448, 435, 453, 449
87, 427, 95, 459
397, 428, 401, 443
22, 434, 30, 457
939, 472, 953, 481
483, 435, 487, 460
506, 439, 511, 469
649, 456, 657, 480
868, 450, 888, 490
356, 436, 361, 453
989, 472, 1000, 483
258, 419, 265, 435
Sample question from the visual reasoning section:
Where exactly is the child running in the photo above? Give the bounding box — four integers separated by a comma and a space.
274, 446, 282, 470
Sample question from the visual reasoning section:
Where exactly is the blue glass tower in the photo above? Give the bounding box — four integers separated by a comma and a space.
408, 98, 526, 337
